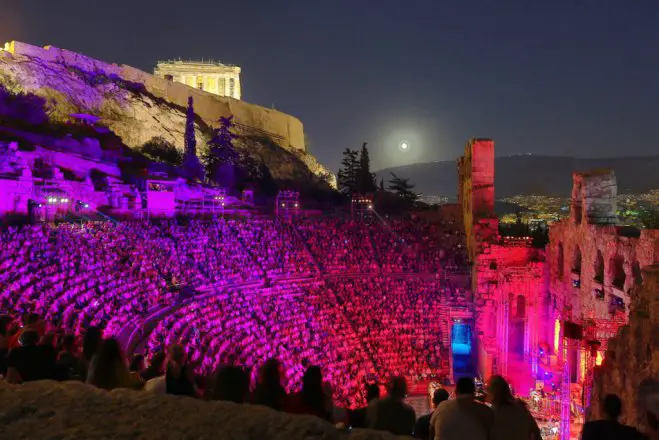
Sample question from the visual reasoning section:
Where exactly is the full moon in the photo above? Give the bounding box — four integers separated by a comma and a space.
399, 141, 410, 151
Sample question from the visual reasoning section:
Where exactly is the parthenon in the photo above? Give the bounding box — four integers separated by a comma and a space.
154, 60, 241, 99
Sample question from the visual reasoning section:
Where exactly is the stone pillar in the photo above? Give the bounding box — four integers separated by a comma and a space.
235, 76, 241, 99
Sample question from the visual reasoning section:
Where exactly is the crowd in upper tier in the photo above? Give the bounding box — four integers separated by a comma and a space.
0, 215, 468, 335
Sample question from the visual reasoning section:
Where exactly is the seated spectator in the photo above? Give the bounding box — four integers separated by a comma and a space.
80, 327, 102, 381
433, 377, 494, 440
417, 387, 449, 440
581, 394, 647, 440
86, 338, 138, 390
165, 344, 196, 397
56, 334, 80, 380
253, 359, 288, 411
5, 329, 55, 383
367, 376, 416, 436
0, 315, 13, 376
487, 375, 541, 440
129, 354, 146, 383
211, 365, 250, 404
141, 351, 166, 382
287, 366, 333, 421
349, 384, 381, 429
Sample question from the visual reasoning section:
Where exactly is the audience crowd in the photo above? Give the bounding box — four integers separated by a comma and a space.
0, 215, 654, 439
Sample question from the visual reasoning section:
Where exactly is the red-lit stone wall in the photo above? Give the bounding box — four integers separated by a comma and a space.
547, 170, 658, 333
457, 138, 497, 263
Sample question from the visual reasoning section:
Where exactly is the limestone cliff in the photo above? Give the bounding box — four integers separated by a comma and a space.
0, 42, 336, 191
590, 265, 659, 435
0, 381, 399, 440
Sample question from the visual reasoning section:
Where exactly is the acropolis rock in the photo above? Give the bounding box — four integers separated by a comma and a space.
0, 381, 402, 440
0, 41, 335, 188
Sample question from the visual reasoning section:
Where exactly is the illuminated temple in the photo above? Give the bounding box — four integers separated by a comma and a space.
154, 60, 242, 99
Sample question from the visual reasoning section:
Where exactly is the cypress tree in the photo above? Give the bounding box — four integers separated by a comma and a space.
182, 96, 204, 181
356, 142, 376, 193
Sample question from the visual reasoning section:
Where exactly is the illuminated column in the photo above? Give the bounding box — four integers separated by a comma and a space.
530, 303, 539, 378
235, 76, 241, 99
496, 292, 509, 377
214, 75, 221, 95
224, 78, 230, 97
560, 335, 574, 440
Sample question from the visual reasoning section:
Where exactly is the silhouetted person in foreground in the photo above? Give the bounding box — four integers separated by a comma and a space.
252, 358, 287, 411
367, 376, 416, 436
287, 365, 333, 421
581, 394, 647, 440
487, 375, 541, 440
349, 384, 381, 428
212, 364, 250, 404
433, 377, 494, 440
416, 387, 449, 439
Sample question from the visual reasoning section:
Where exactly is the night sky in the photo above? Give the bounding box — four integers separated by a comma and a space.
2, 0, 658, 172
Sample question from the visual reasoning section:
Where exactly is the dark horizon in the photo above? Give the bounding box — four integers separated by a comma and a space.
3, 1, 658, 173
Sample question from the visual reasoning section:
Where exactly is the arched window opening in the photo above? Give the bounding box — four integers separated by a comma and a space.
594, 250, 604, 284
572, 247, 582, 275
611, 255, 626, 290
558, 243, 565, 278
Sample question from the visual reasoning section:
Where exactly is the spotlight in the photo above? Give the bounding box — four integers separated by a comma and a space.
368, 205, 373, 209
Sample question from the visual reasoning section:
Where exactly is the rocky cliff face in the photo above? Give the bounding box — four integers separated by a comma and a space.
0, 43, 336, 191
0, 381, 400, 440
590, 264, 659, 435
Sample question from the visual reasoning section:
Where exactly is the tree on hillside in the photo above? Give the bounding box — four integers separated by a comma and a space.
356, 142, 376, 193
140, 137, 182, 165
388, 173, 419, 203
182, 96, 205, 181
337, 148, 359, 195
204, 115, 241, 188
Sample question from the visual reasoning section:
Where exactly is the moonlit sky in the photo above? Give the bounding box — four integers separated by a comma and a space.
2, 1, 659, 172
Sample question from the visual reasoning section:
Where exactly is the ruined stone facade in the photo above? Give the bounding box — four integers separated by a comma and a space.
457, 138, 497, 262
459, 140, 659, 415
547, 170, 659, 385
458, 139, 550, 393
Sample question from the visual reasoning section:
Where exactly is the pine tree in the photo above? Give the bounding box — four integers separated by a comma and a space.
204, 115, 240, 187
388, 173, 419, 203
356, 142, 376, 193
337, 148, 359, 195
182, 96, 204, 181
